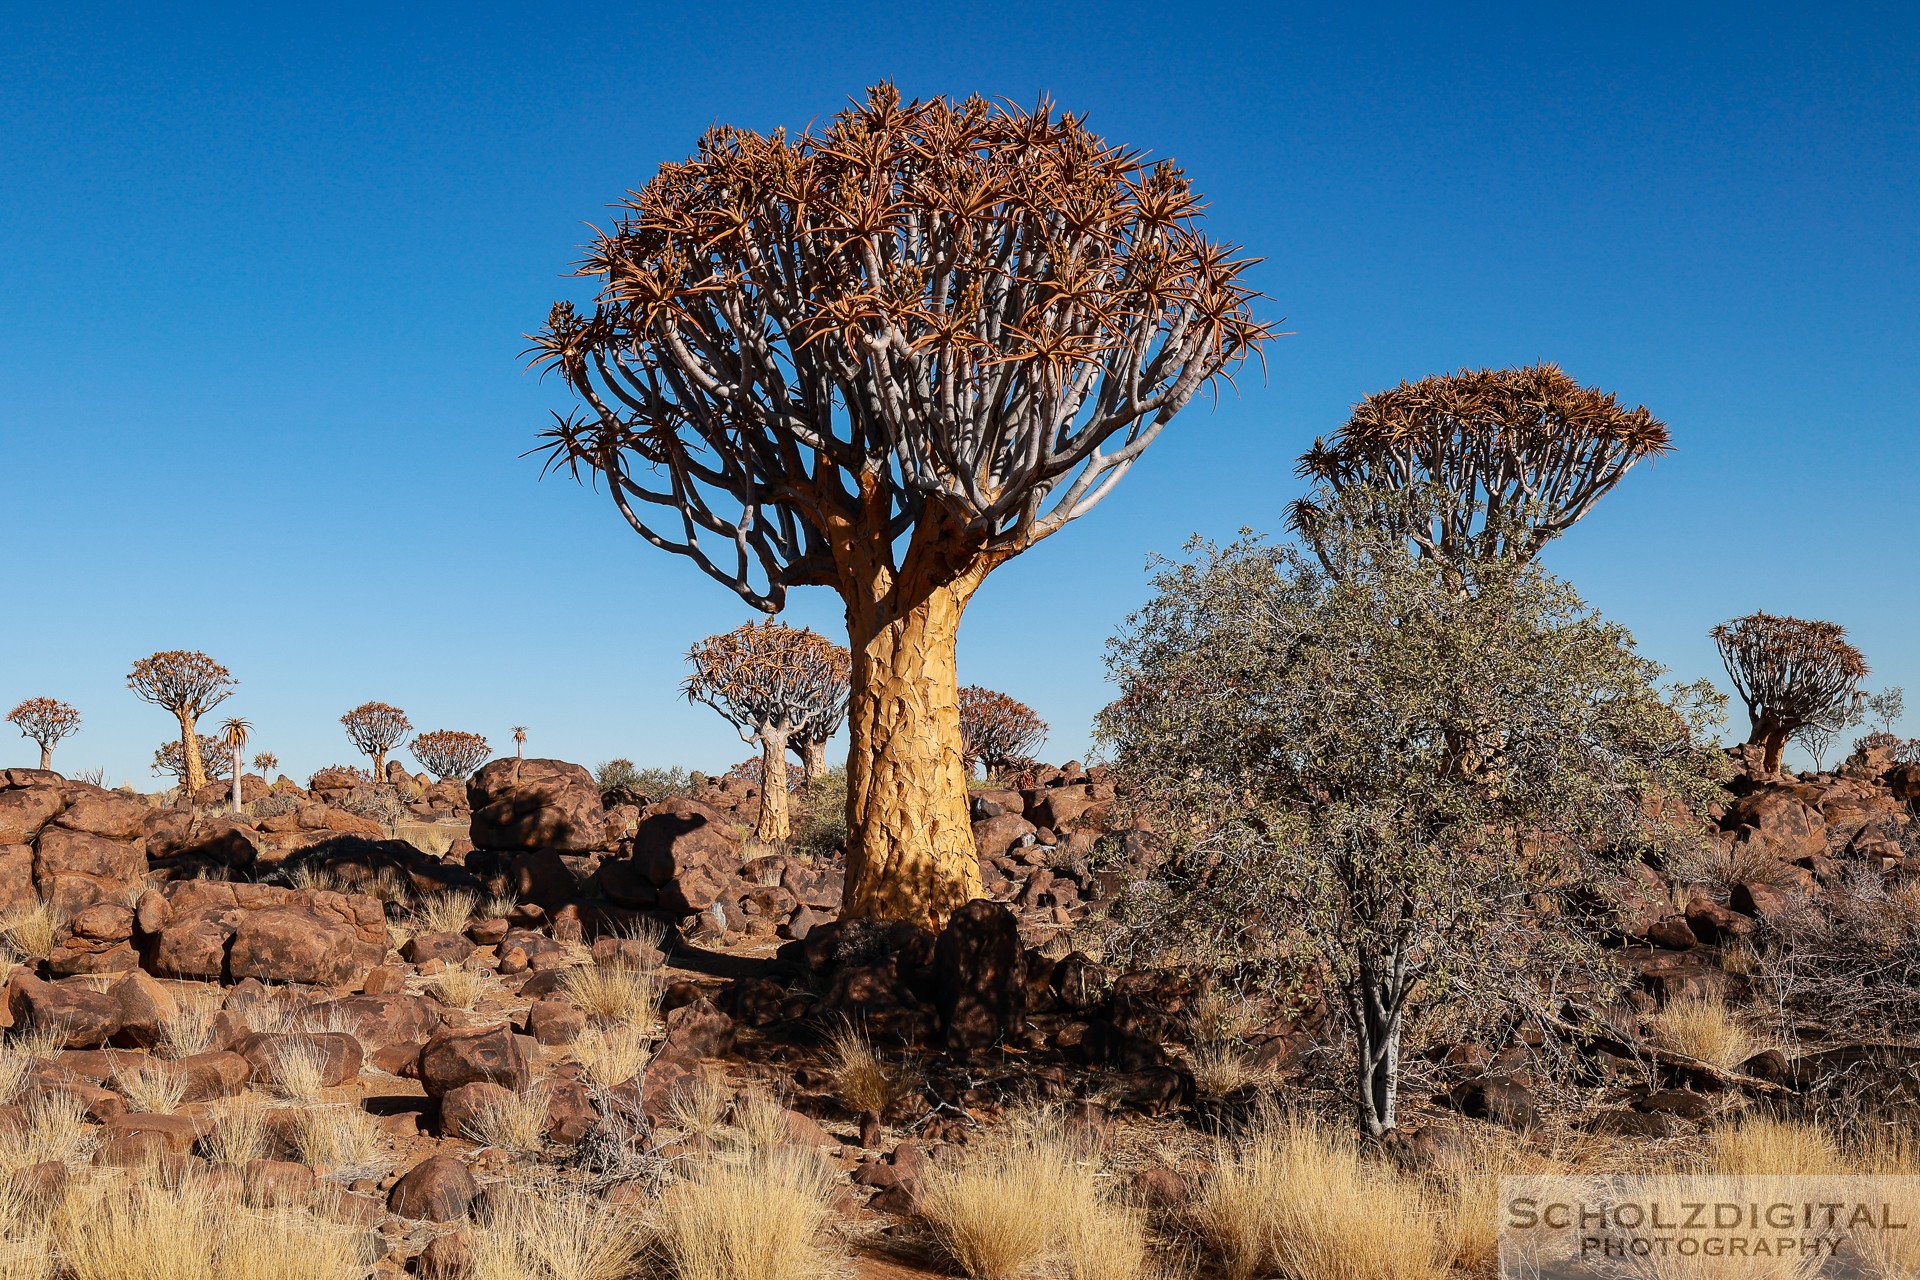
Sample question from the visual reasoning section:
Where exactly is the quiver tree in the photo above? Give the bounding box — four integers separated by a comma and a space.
341, 702, 413, 776
684, 621, 851, 844
153, 735, 234, 787
410, 730, 490, 782
219, 718, 251, 812
7, 698, 81, 770
1288, 364, 1670, 582
531, 85, 1265, 928
127, 650, 236, 793
958, 686, 1048, 781
251, 751, 279, 775
1712, 612, 1869, 774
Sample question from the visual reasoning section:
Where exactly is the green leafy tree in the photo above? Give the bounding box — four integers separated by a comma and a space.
1100, 519, 1725, 1135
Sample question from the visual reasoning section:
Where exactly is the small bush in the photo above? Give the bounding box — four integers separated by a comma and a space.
336, 784, 403, 828
1648, 995, 1767, 1071
467, 1180, 650, 1280
247, 792, 301, 820
791, 765, 849, 857
825, 1022, 918, 1115
654, 1148, 841, 1280
560, 962, 662, 1030
595, 759, 696, 800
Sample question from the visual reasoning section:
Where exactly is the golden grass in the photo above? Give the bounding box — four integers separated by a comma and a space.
428, 965, 490, 1012
4, 1091, 102, 1173
1648, 995, 1767, 1071
56, 1179, 216, 1280
480, 892, 519, 921
1058, 1202, 1149, 1280
917, 1116, 1114, 1280
113, 1056, 187, 1115
0, 900, 64, 962
654, 1148, 841, 1280
0, 1174, 53, 1280
1190, 1110, 1445, 1280
1186, 1043, 1280, 1097
209, 1208, 373, 1280
200, 1098, 271, 1166
411, 890, 478, 936
265, 1040, 332, 1103
285, 1103, 383, 1172
559, 962, 662, 1030
666, 1074, 734, 1144
1704, 1115, 1847, 1175
825, 1022, 917, 1115
573, 1022, 653, 1089
284, 864, 342, 893
466, 1181, 650, 1280
156, 985, 222, 1059
463, 1084, 551, 1155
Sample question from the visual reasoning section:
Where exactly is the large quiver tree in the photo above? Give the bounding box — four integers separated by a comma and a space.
1712, 611, 1868, 774
127, 651, 235, 793
7, 698, 81, 771
531, 85, 1266, 928
684, 621, 850, 844
1288, 364, 1670, 581
958, 686, 1048, 781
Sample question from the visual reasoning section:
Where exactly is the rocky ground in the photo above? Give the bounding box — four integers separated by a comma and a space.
3, 745, 1919, 1277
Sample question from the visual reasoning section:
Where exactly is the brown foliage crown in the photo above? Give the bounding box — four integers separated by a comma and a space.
127, 650, 236, 717
1712, 611, 1868, 733
7, 697, 81, 748
684, 621, 850, 741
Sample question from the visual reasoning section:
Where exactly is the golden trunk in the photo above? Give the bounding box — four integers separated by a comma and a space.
180, 713, 206, 794
756, 728, 792, 844
797, 737, 827, 788
841, 578, 984, 930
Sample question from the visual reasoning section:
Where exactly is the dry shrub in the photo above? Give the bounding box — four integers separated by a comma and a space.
463, 1084, 551, 1155
480, 892, 519, 920
466, 1180, 650, 1280
560, 962, 662, 1030
654, 1148, 840, 1280
266, 1040, 332, 1103
1186, 1043, 1280, 1097
1704, 1115, 1846, 1175
0, 1174, 52, 1280
1423, 1126, 1571, 1275
1648, 994, 1767, 1071
0, 900, 64, 962
1058, 1203, 1150, 1280
1190, 1109, 1445, 1280
917, 1115, 1124, 1280
574, 1022, 653, 1089
113, 1056, 187, 1114
825, 1022, 917, 1115
6, 1091, 101, 1172
200, 1098, 271, 1165
666, 1074, 734, 1143
284, 863, 342, 893
411, 890, 478, 936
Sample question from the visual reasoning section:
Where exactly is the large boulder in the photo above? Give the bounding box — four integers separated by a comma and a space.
631, 798, 741, 912
51, 789, 148, 841
143, 881, 387, 985
932, 900, 1027, 1056
419, 1023, 531, 1097
33, 826, 145, 911
1720, 790, 1826, 863
466, 759, 607, 852
0, 785, 66, 845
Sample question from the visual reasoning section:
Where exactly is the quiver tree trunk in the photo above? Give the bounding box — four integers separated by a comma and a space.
37, 745, 51, 771
796, 738, 828, 789
179, 714, 206, 793
756, 727, 792, 845
231, 759, 243, 813
841, 573, 985, 930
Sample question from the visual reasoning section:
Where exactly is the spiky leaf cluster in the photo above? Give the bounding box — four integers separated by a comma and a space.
411, 730, 491, 781
958, 686, 1048, 775
7, 698, 81, 753
529, 84, 1268, 609
1288, 364, 1670, 574
684, 621, 850, 743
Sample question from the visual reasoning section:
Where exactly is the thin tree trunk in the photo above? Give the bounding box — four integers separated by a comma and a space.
231, 751, 243, 813
795, 737, 827, 789
38, 744, 51, 771
756, 727, 792, 845
1353, 959, 1403, 1138
841, 577, 984, 930
180, 713, 205, 793
374, 748, 387, 777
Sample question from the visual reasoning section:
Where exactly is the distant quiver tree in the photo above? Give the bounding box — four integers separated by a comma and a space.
128, 651, 236, 793
7, 698, 81, 771
1712, 611, 1868, 774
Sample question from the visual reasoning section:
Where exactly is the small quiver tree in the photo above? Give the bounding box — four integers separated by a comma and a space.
410, 731, 491, 782
7, 698, 81, 771
251, 751, 279, 776
127, 650, 236, 793
1288, 364, 1671, 585
530, 85, 1266, 929
1712, 612, 1868, 775
153, 735, 235, 789
341, 702, 413, 776
958, 686, 1048, 782
219, 718, 251, 813
684, 621, 851, 845
1100, 525, 1726, 1136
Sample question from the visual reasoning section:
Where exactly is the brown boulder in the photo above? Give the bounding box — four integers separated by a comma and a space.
0, 787, 65, 845
971, 813, 1038, 861
0, 844, 34, 915
52, 790, 148, 841
932, 899, 1027, 1056
146, 881, 387, 985
234, 1032, 364, 1088
633, 798, 741, 892
387, 1154, 479, 1222
7, 973, 122, 1047
466, 759, 607, 852
32, 826, 144, 910
1721, 790, 1826, 863
419, 1023, 530, 1097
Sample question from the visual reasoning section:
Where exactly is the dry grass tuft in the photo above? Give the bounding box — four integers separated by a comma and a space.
559, 962, 662, 1030
825, 1022, 917, 1115
1705, 1115, 1847, 1175
6, 1091, 102, 1172
573, 1022, 653, 1089
1648, 995, 1767, 1071
429, 965, 491, 1012
200, 1098, 271, 1165
0, 1174, 53, 1280
210, 1208, 373, 1280
666, 1074, 735, 1144
56, 1178, 217, 1280
157, 985, 222, 1059
654, 1148, 841, 1280
411, 890, 478, 936
480, 891, 519, 921
266, 1040, 332, 1103
1190, 1109, 1445, 1280
1186, 1043, 1280, 1097
0, 900, 65, 962
286, 1102, 383, 1173
113, 1056, 187, 1114
466, 1180, 650, 1280
463, 1084, 552, 1155
917, 1115, 1123, 1280
284, 864, 342, 893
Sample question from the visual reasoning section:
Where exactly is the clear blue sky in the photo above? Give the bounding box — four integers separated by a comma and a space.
3, 2, 1915, 785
